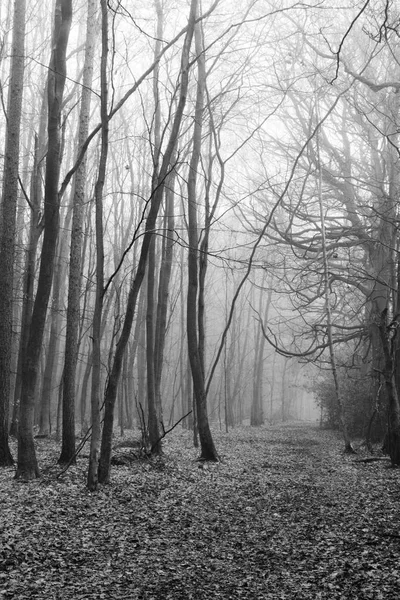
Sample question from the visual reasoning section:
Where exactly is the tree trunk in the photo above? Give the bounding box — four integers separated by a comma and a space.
0, 0, 26, 466
38, 289, 60, 436
60, 0, 97, 464
186, 14, 218, 462
146, 236, 161, 452
154, 168, 176, 424
79, 346, 92, 434
146, 0, 163, 454
379, 309, 400, 465
179, 244, 192, 429
15, 0, 72, 480
9, 131, 45, 438
87, 0, 108, 491
251, 287, 271, 426
39, 215, 69, 436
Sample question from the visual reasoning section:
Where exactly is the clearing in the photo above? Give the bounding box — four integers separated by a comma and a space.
0, 423, 399, 599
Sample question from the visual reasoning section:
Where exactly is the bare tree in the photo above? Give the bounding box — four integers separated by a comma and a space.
186, 13, 218, 461
146, 0, 164, 454
15, 0, 73, 480
0, 0, 26, 466
59, 0, 98, 465
87, 0, 109, 491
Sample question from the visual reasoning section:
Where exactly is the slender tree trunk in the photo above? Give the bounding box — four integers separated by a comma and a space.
10, 133, 45, 437
0, 0, 26, 466
379, 309, 400, 465
146, 236, 160, 452
251, 288, 271, 426
231, 304, 250, 426
146, 0, 163, 453
79, 347, 92, 434
179, 245, 192, 429
154, 168, 176, 423
38, 279, 61, 436
87, 0, 108, 491
60, 0, 97, 464
39, 213, 69, 436
15, 0, 73, 480
186, 15, 218, 462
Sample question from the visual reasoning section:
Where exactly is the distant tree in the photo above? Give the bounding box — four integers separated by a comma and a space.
251, 286, 271, 427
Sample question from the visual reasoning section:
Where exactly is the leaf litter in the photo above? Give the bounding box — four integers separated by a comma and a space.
0, 423, 399, 599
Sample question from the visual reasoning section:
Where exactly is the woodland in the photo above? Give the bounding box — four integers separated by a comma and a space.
1, 0, 400, 494
1, 2, 400, 598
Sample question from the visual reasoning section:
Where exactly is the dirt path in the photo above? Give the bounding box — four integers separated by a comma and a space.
1, 423, 399, 599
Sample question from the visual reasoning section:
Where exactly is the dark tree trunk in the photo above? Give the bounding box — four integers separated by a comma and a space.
146, 1, 163, 454
186, 15, 218, 462
39, 225, 67, 436
87, 0, 108, 491
0, 0, 26, 466
10, 89, 47, 437
15, 0, 72, 480
146, 236, 161, 453
379, 309, 400, 465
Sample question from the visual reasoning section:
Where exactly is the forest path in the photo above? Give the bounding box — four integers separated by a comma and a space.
1, 423, 399, 599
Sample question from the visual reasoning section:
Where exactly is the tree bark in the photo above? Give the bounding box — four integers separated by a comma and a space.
38, 260, 62, 436
9, 129, 45, 437
379, 309, 400, 465
251, 287, 271, 426
0, 0, 26, 466
146, 236, 161, 452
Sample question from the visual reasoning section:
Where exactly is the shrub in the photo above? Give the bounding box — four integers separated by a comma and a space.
313, 367, 386, 441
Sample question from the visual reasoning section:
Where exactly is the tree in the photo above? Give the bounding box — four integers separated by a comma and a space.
59, 0, 98, 465
146, 0, 164, 454
87, 0, 109, 491
15, 0, 73, 480
0, 0, 26, 466
186, 13, 218, 461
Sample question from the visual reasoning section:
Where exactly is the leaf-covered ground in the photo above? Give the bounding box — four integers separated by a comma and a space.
1, 423, 399, 599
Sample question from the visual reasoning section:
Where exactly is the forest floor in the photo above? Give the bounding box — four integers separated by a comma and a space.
0, 423, 400, 600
